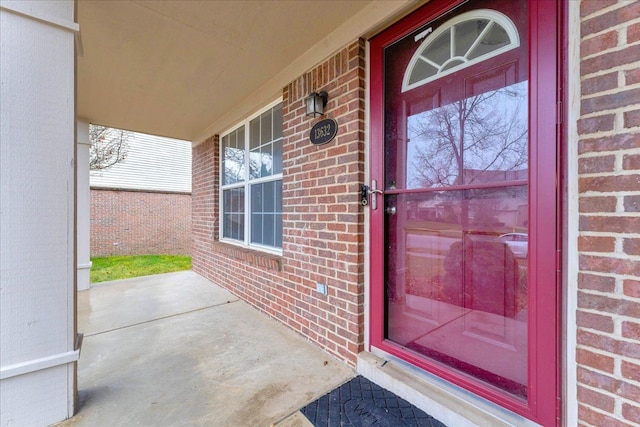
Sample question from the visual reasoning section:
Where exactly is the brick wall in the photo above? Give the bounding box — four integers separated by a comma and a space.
192, 136, 218, 270
91, 188, 192, 256
192, 40, 366, 365
577, 1, 640, 425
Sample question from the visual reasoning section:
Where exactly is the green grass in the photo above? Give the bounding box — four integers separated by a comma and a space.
90, 255, 192, 283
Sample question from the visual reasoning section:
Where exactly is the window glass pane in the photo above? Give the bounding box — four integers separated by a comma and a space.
249, 180, 282, 248
237, 126, 245, 150
273, 104, 283, 139
261, 143, 273, 177
468, 22, 510, 60
261, 110, 272, 143
234, 188, 245, 213
231, 214, 239, 239
263, 214, 275, 247
251, 213, 262, 244
273, 139, 283, 174
223, 145, 244, 185
235, 214, 244, 240
264, 181, 275, 211
249, 149, 261, 180
223, 188, 245, 241
250, 117, 260, 150
409, 60, 438, 86
222, 129, 245, 185
238, 213, 245, 240
223, 214, 232, 239
223, 188, 230, 210
423, 28, 451, 65
483, 22, 509, 44
251, 182, 264, 245
252, 183, 263, 211
454, 19, 488, 57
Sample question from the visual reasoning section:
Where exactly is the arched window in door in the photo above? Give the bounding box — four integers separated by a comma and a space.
403, 9, 520, 92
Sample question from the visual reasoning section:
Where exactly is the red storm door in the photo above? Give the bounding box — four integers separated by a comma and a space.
369, 0, 559, 425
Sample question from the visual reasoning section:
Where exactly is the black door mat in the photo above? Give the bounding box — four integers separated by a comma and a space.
300, 375, 447, 427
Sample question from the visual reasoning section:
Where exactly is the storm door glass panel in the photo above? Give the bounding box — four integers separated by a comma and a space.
405, 81, 528, 189
383, 1, 529, 399
386, 187, 529, 397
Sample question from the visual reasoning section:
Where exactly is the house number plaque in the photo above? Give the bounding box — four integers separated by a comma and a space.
309, 118, 338, 145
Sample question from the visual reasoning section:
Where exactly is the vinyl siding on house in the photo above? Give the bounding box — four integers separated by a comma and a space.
90, 131, 192, 193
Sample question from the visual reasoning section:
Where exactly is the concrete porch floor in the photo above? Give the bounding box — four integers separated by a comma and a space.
57, 270, 354, 427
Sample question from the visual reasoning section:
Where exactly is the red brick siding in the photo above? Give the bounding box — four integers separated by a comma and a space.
192, 136, 218, 272
578, 1, 640, 425
192, 40, 366, 365
90, 189, 192, 256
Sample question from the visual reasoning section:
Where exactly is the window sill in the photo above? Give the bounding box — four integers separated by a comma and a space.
212, 241, 282, 272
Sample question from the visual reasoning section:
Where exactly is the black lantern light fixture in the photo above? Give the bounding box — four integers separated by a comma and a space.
305, 91, 328, 118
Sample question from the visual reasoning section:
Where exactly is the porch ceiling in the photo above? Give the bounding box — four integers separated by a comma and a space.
76, 0, 375, 142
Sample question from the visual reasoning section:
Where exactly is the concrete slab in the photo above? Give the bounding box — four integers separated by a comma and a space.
78, 271, 239, 336
59, 271, 353, 426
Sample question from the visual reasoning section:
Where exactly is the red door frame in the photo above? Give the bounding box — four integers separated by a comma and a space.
368, 1, 561, 425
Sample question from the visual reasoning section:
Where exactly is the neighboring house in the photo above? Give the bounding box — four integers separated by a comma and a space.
90, 130, 192, 257
2, 1, 639, 427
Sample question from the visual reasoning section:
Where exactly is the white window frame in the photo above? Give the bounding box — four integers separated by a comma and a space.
219, 98, 283, 255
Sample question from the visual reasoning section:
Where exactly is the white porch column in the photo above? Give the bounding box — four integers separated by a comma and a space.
0, 1, 79, 426
77, 120, 92, 291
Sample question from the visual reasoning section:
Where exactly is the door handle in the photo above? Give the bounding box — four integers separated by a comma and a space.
361, 180, 383, 209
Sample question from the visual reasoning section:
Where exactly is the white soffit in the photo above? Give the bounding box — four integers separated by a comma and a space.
77, 0, 388, 142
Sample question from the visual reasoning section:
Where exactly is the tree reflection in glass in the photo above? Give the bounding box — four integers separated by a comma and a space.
385, 81, 530, 398
222, 127, 245, 185
406, 81, 528, 189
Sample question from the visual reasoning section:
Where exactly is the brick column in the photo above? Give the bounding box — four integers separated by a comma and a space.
576, 1, 640, 425
192, 136, 219, 279
281, 40, 366, 363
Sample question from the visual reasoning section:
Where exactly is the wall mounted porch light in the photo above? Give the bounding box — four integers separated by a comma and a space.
305, 91, 328, 118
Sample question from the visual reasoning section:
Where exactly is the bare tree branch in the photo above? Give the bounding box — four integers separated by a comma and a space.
89, 125, 131, 171
408, 82, 528, 188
